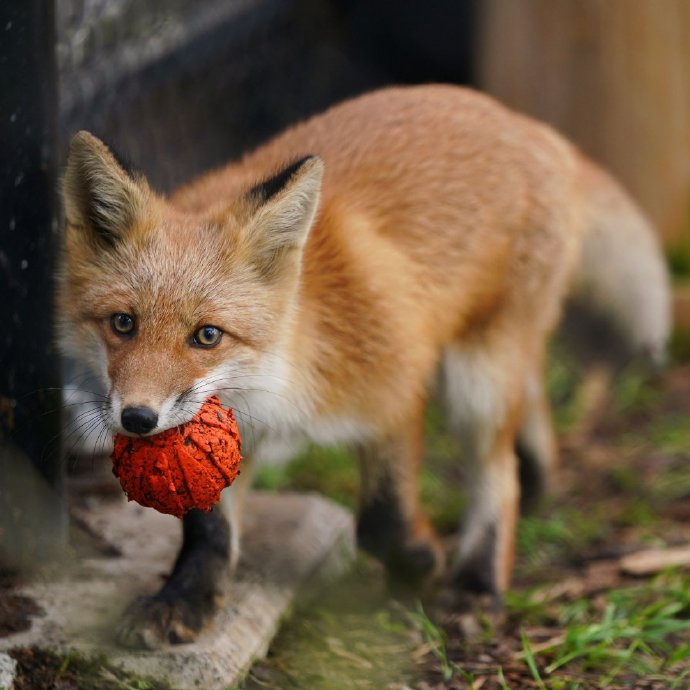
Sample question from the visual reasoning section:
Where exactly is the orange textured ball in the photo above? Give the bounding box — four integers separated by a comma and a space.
111, 396, 242, 518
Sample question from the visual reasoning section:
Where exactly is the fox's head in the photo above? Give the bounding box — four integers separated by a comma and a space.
57, 131, 322, 438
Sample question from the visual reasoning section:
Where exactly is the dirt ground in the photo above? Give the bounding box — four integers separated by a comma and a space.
0, 572, 42, 640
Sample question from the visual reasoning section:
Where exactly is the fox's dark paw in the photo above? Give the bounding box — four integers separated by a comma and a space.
116, 592, 220, 649
452, 526, 505, 611
385, 538, 445, 589
452, 558, 498, 597
449, 570, 504, 615
357, 493, 444, 589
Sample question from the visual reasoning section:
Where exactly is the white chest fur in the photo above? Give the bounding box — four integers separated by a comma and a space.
217, 352, 372, 464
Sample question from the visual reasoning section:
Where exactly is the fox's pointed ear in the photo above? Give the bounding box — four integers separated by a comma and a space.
243, 156, 323, 278
63, 131, 146, 245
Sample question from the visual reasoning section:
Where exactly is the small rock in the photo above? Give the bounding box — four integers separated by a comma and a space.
456, 612, 482, 640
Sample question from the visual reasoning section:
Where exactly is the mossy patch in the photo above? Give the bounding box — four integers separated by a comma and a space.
243, 559, 421, 690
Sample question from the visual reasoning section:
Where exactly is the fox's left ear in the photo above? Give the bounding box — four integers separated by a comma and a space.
63, 131, 147, 246
243, 156, 323, 278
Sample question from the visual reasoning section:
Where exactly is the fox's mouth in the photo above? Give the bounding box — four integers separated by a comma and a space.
109, 394, 207, 439
116, 428, 159, 438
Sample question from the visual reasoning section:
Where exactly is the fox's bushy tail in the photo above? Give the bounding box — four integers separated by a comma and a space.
566, 158, 672, 368
517, 159, 672, 511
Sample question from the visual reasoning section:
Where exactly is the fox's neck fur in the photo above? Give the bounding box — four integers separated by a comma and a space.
218, 199, 399, 458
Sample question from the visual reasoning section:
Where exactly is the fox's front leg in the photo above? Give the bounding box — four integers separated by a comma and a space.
356, 405, 444, 586
117, 467, 251, 649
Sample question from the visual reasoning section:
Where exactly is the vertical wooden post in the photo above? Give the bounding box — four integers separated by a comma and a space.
0, 0, 66, 565
477, 0, 690, 247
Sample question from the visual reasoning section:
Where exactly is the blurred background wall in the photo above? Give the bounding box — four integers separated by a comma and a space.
56, 0, 476, 191
476, 0, 690, 333
50, 0, 690, 253
478, 0, 690, 250
52, 0, 690, 245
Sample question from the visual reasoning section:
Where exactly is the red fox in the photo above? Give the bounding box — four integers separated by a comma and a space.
58, 85, 670, 648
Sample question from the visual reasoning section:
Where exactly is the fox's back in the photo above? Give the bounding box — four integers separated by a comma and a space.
174, 85, 584, 342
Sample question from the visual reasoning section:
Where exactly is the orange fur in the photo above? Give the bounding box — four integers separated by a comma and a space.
59, 85, 668, 601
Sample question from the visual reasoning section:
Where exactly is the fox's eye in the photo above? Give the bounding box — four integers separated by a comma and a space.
193, 325, 222, 348
110, 313, 135, 336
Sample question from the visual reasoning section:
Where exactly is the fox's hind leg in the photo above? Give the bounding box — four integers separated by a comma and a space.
356, 400, 444, 586
516, 369, 557, 513
442, 340, 525, 599
116, 465, 252, 649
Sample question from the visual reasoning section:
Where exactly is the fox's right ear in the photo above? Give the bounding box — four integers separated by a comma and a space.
240, 156, 323, 279
63, 131, 146, 245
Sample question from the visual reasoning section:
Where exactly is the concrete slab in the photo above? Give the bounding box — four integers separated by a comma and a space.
1, 491, 355, 690
0, 653, 16, 690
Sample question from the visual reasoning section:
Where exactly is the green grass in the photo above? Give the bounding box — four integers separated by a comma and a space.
647, 416, 690, 455
243, 559, 421, 690
409, 603, 454, 681
546, 351, 584, 432
612, 367, 664, 413
516, 508, 610, 574
254, 444, 359, 509
668, 238, 690, 280
521, 631, 548, 689
671, 327, 690, 363
410, 568, 690, 688
509, 570, 690, 688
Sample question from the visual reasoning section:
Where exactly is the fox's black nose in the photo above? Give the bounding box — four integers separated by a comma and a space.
121, 406, 158, 434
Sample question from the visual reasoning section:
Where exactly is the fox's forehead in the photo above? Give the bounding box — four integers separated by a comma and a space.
126, 235, 230, 290
115, 212, 243, 278
77, 221, 275, 337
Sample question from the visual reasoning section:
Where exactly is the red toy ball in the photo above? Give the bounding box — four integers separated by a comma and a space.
111, 396, 242, 518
